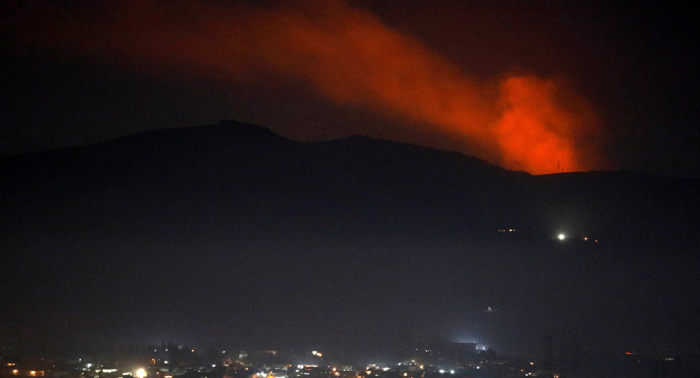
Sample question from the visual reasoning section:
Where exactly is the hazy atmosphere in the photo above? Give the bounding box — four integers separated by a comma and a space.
2, 1, 699, 378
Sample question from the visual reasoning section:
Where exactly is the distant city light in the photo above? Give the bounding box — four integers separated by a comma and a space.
558, 233, 566, 240
450, 370, 455, 374
135, 368, 147, 378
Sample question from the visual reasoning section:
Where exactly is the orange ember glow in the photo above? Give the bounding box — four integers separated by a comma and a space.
495, 76, 590, 173
8, 0, 603, 173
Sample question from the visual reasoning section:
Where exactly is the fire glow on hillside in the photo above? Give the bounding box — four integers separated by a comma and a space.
7, 0, 603, 173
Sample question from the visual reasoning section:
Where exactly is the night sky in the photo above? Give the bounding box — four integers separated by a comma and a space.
2, 0, 700, 364
2, 0, 699, 176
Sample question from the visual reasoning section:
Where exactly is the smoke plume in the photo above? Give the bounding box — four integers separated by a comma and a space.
7, 0, 603, 173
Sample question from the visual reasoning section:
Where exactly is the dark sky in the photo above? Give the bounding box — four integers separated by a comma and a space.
2, 0, 698, 176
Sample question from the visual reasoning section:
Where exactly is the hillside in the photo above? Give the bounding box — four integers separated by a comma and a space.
1, 120, 698, 358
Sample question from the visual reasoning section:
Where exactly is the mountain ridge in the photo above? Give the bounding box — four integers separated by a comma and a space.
1, 119, 699, 357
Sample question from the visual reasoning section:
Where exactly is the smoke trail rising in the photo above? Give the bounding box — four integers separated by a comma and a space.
6, 0, 602, 173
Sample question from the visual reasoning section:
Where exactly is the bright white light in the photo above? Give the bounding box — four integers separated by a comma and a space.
312, 351, 318, 356
558, 233, 566, 240
450, 370, 455, 374
439, 370, 445, 374
135, 368, 147, 378
86, 364, 92, 368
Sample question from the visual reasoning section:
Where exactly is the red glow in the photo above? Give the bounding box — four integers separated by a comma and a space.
9, 0, 603, 174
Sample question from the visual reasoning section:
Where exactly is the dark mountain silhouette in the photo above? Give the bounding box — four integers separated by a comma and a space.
1, 120, 699, 359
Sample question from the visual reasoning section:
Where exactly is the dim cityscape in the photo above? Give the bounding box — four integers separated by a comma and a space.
3, 333, 698, 378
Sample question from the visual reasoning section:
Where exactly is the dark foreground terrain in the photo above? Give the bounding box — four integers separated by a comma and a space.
1, 120, 698, 362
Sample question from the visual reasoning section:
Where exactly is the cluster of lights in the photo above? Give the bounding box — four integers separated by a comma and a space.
557, 233, 598, 242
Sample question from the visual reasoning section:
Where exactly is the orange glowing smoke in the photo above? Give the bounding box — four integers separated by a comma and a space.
7, 0, 602, 174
